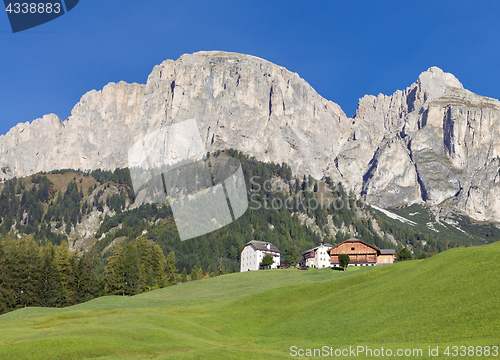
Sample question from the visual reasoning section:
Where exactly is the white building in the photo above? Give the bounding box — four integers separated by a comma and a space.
301, 243, 333, 269
240, 241, 281, 272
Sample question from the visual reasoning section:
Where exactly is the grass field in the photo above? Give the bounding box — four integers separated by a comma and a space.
44, 171, 98, 196
0, 242, 499, 359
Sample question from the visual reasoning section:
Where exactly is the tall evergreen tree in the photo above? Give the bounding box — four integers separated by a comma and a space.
217, 258, 228, 275
0, 236, 14, 313
189, 264, 200, 281
166, 251, 178, 285
55, 240, 74, 304
105, 244, 125, 295
180, 268, 187, 283
135, 236, 154, 290
151, 244, 167, 288
37, 242, 64, 307
121, 244, 142, 295
73, 250, 101, 302
3, 236, 41, 308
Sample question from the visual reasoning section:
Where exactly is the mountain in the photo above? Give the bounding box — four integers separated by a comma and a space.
1, 51, 500, 222
348, 67, 500, 223
0, 51, 347, 181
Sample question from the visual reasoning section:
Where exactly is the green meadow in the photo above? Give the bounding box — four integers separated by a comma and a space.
0, 242, 499, 359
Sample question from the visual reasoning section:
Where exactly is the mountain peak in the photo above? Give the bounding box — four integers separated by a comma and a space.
418, 66, 463, 93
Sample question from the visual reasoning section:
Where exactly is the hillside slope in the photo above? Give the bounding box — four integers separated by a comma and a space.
0, 242, 498, 359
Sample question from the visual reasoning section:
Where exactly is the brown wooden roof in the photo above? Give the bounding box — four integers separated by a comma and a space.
328, 238, 396, 256
330, 238, 380, 252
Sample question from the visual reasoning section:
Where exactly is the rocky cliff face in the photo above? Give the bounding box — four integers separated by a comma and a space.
1, 52, 499, 222
0, 52, 348, 181
345, 67, 500, 222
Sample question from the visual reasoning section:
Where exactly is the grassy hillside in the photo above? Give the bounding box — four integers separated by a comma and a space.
1, 242, 499, 359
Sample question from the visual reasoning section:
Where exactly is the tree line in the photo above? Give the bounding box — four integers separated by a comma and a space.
0, 234, 220, 315
0, 235, 100, 313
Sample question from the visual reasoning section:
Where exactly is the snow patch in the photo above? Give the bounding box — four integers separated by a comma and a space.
370, 205, 417, 226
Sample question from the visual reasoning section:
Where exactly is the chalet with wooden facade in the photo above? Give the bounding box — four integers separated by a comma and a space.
328, 238, 396, 267
240, 241, 281, 272
301, 243, 333, 268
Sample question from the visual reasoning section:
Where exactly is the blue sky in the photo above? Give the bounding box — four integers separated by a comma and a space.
1, 1, 499, 136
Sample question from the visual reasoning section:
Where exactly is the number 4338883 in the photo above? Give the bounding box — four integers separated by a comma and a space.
5, 3, 61, 14
444, 346, 498, 357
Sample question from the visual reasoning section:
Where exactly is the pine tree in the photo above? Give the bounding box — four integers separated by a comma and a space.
151, 244, 167, 288
189, 265, 199, 281
9, 236, 41, 308
72, 250, 100, 303
135, 236, 154, 290
217, 258, 228, 275
180, 268, 187, 283
38, 242, 64, 307
105, 242, 143, 296
105, 244, 125, 295
166, 251, 177, 285
0, 236, 14, 313
121, 244, 142, 295
55, 240, 74, 305
197, 266, 204, 280
0, 284, 9, 315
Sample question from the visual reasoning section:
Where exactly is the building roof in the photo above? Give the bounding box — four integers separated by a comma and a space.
328, 238, 396, 256
329, 238, 381, 252
380, 249, 396, 255
240, 240, 280, 254
302, 243, 334, 256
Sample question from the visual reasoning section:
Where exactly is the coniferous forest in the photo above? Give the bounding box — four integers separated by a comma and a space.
0, 150, 469, 315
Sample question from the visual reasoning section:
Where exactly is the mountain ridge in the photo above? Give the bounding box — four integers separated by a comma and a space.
1, 51, 500, 222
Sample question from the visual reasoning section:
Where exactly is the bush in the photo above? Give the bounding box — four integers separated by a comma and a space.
398, 248, 412, 261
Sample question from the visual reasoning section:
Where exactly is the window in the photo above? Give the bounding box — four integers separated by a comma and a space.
351, 247, 355, 251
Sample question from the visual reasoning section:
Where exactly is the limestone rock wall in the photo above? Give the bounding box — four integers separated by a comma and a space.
1, 53, 500, 222
346, 66, 500, 221
0, 51, 348, 182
